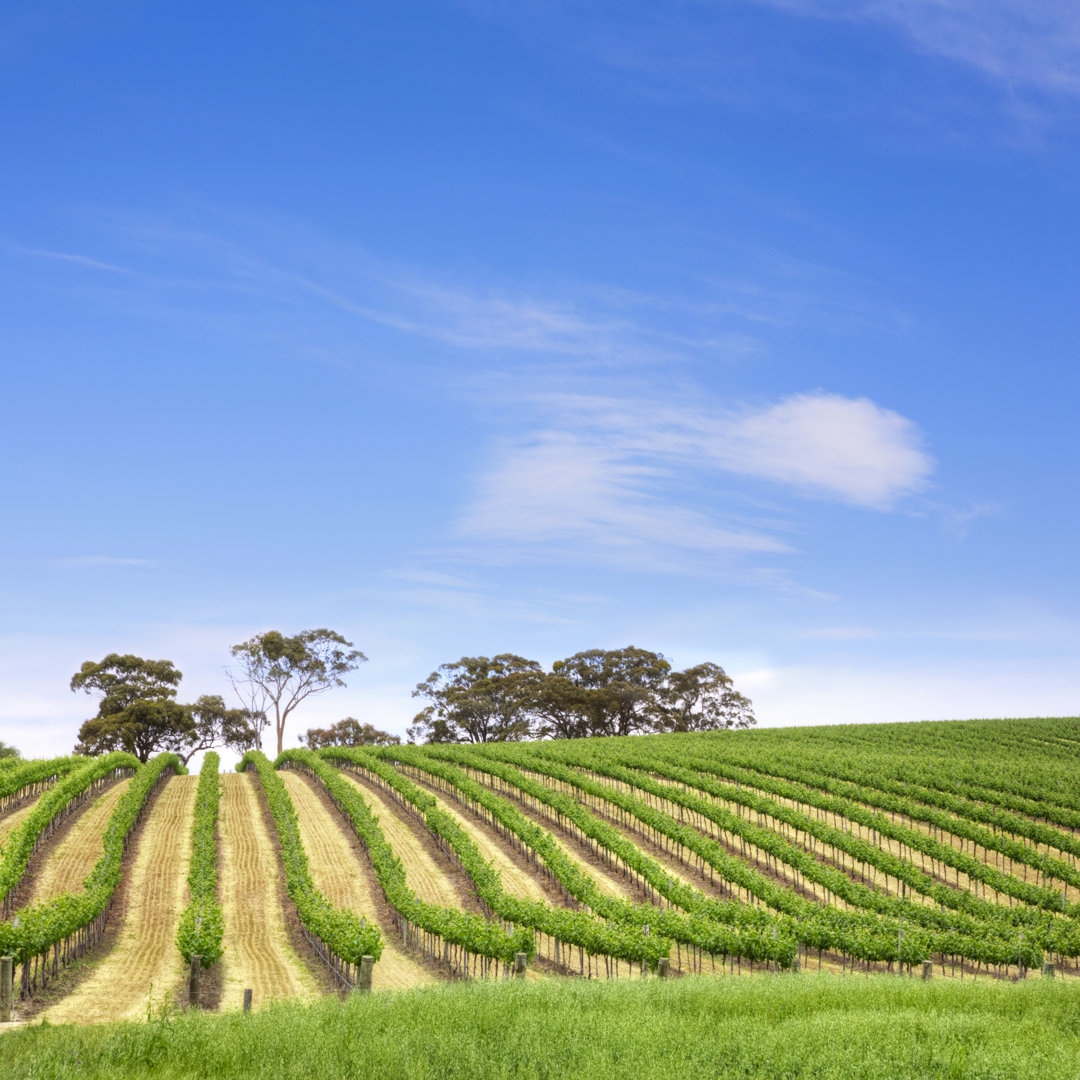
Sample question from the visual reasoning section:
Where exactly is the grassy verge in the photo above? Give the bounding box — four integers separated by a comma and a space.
5, 974, 1080, 1079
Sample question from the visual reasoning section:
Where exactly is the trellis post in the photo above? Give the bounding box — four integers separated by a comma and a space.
514, 952, 527, 979
358, 955, 374, 993
188, 955, 202, 1008
0, 956, 12, 1022
657, 957, 670, 978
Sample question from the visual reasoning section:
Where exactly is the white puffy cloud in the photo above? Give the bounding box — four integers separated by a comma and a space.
713, 392, 932, 507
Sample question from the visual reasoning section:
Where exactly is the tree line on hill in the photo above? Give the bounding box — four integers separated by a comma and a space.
406, 648, 754, 744
65, 631, 754, 763
70, 629, 365, 762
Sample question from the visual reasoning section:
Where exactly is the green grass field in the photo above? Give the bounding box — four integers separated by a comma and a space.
5, 974, 1080, 1080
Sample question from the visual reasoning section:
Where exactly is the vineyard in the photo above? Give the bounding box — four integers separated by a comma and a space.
1, 716, 1079, 1026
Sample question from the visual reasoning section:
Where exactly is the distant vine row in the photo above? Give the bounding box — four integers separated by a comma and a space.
0, 752, 179, 999
176, 751, 224, 968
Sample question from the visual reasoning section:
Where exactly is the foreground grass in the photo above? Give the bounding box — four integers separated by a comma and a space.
4, 974, 1080, 1080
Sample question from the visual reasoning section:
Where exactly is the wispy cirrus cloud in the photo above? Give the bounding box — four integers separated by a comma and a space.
513, 390, 932, 507
799, 625, 882, 640
461, 0, 1080, 142
755, 1, 1080, 96
10, 211, 905, 374
52, 555, 160, 568
9, 245, 136, 274
459, 431, 793, 566
14, 218, 703, 368
457, 389, 933, 572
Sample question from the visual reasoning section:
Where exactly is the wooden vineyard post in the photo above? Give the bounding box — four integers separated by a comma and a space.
1042, 962, 1055, 978
358, 955, 374, 994
243, 988, 253, 1013
921, 961, 933, 981
657, 958, 670, 979
514, 952, 527, 979
0, 955, 12, 1023
188, 955, 202, 1009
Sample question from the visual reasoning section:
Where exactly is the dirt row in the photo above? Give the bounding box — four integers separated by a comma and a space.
44, 774, 198, 1024
217, 772, 323, 1009
18, 781, 132, 907
0, 798, 42, 850
279, 770, 434, 991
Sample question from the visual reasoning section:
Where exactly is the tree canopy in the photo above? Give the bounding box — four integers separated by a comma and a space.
228, 629, 367, 756
551, 647, 672, 738
71, 654, 258, 763
407, 647, 754, 744
70, 653, 182, 713
0, 741, 20, 759
74, 698, 194, 762
653, 662, 755, 733
301, 717, 401, 749
183, 694, 260, 764
409, 654, 542, 745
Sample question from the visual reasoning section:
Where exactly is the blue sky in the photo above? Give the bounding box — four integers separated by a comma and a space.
2, 1, 1078, 760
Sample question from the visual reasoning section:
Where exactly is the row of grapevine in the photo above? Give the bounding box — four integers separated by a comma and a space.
372, 746, 798, 970
315, 747, 685, 973
240, 751, 382, 988
422, 745, 958, 970
675, 743, 1080, 882
0, 753, 179, 998
450, 743, 1049, 971
281, 749, 537, 977
540, 745, 1074, 960
176, 752, 225, 968
712, 743, 1080, 863
0, 752, 139, 916
739, 721, 1080, 819
0, 756, 89, 813
655, 752, 1080, 897
561, 747, 1078, 930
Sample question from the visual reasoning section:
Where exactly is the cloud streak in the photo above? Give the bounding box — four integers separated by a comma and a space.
10, 211, 907, 378
53, 555, 160, 568
28, 216, 706, 368
12, 246, 137, 274
755, 1, 1080, 96
458, 389, 933, 570
462, 0, 1080, 143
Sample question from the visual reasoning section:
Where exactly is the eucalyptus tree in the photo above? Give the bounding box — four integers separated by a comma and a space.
71, 653, 182, 713
301, 717, 401, 749
74, 698, 194, 762
72, 653, 188, 762
405, 646, 755, 745
651, 661, 756, 731
408, 654, 542, 744
550, 647, 672, 738
71, 654, 262, 762
228, 629, 367, 756
181, 694, 260, 764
